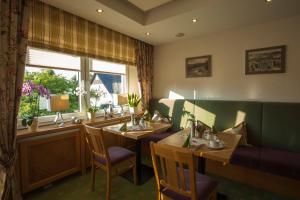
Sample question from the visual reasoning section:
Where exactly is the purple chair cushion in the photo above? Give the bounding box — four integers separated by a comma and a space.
142, 130, 176, 143
94, 146, 135, 165
260, 147, 300, 180
230, 146, 261, 169
161, 170, 218, 200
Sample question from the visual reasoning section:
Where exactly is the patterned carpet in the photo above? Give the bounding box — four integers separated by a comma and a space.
23, 170, 292, 200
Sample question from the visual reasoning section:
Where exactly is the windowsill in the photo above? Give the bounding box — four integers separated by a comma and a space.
17, 111, 128, 130
17, 112, 86, 130
16, 113, 132, 140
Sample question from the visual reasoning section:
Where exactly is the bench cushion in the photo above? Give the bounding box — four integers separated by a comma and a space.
262, 102, 300, 152
231, 146, 261, 169
260, 147, 300, 180
141, 130, 176, 143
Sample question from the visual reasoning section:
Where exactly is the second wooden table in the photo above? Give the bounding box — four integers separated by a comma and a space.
103, 122, 171, 184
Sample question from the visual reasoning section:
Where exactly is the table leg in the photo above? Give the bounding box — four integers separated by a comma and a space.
198, 157, 206, 174
135, 140, 142, 184
121, 139, 153, 185
198, 157, 227, 200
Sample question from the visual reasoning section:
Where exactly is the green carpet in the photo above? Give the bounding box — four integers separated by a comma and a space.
23, 170, 292, 200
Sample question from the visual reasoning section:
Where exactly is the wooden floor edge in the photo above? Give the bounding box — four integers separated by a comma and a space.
206, 160, 300, 199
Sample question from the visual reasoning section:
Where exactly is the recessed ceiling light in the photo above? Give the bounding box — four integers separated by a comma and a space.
145, 32, 151, 36
265, 0, 272, 2
96, 9, 103, 13
192, 18, 197, 23
175, 33, 185, 38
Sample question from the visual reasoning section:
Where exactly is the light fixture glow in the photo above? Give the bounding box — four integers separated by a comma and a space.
145, 32, 151, 36
96, 9, 103, 13
192, 18, 197, 23
265, 0, 272, 2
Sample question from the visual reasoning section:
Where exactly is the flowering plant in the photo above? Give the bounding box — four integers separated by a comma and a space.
75, 86, 106, 113
21, 81, 50, 126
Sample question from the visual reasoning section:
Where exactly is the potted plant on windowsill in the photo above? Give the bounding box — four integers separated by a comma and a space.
21, 81, 50, 132
75, 85, 105, 122
127, 93, 141, 125
127, 93, 140, 114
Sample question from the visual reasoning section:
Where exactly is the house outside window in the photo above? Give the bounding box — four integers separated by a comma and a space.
90, 59, 127, 107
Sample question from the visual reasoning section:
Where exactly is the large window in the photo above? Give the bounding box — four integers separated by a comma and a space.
19, 48, 81, 118
90, 59, 127, 106
19, 48, 129, 122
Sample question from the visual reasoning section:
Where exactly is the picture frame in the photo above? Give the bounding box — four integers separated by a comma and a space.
245, 45, 286, 75
186, 55, 212, 78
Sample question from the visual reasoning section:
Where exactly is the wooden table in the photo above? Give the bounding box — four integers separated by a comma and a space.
158, 132, 241, 173
103, 122, 172, 184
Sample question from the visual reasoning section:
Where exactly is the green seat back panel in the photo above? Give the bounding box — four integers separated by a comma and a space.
150, 99, 262, 146
149, 99, 195, 132
262, 103, 300, 152
194, 100, 262, 146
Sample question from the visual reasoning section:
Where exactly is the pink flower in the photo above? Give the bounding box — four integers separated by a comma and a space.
38, 85, 51, 99
22, 81, 35, 96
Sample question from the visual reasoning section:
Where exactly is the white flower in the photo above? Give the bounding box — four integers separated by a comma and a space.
75, 86, 87, 96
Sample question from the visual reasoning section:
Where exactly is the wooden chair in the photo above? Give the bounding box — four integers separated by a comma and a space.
150, 142, 218, 200
84, 125, 137, 200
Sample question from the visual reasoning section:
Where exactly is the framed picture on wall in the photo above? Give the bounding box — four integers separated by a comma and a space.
245, 45, 286, 75
186, 55, 212, 78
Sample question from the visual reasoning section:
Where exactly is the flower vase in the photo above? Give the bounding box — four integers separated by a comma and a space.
88, 112, 96, 122
129, 106, 138, 114
28, 118, 38, 132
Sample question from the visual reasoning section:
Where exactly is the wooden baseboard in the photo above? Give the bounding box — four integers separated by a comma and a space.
206, 160, 300, 199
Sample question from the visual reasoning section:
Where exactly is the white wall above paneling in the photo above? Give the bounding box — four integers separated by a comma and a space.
153, 15, 300, 102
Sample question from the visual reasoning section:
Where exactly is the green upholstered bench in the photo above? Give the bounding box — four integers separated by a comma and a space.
148, 98, 300, 180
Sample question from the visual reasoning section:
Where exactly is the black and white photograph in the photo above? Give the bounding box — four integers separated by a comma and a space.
186, 55, 212, 78
245, 45, 286, 74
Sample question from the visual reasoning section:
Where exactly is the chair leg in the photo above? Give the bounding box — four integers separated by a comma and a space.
106, 170, 112, 200
91, 163, 96, 191
133, 164, 137, 185
156, 191, 161, 200
210, 190, 217, 200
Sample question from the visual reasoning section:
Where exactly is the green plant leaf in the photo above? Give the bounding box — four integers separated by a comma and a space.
21, 118, 27, 126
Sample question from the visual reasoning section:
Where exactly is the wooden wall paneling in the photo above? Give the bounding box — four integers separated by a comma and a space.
19, 129, 81, 193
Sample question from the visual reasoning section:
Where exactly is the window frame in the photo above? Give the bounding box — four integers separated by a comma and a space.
18, 47, 129, 128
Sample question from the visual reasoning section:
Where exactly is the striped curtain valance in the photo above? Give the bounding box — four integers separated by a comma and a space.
28, 0, 136, 65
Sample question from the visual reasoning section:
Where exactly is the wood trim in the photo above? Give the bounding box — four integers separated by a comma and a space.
206, 160, 300, 199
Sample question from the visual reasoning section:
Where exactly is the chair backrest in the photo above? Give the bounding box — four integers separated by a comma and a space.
150, 142, 197, 200
84, 125, 110, 163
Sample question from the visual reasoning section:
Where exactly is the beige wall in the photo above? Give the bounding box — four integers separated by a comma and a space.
153, 15, 300, 102
128, 65, 139, 94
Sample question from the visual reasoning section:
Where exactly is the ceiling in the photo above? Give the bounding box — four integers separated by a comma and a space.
41, 0, 300, 45
127, 0, 172, 11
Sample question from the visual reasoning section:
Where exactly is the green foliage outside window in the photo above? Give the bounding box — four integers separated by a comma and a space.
19, 69, 79, 117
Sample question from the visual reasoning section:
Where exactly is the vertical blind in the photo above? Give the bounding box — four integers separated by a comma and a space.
28, 0, 138, 65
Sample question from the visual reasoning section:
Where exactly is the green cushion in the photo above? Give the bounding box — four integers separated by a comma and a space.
194, 100, 262, 146
149, 99, 195, 132
262, 103, 300, 152
150, 99, 262, 146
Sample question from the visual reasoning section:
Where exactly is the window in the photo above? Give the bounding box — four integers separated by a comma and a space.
19, 48, 81, 118
90, 59, 127, 106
